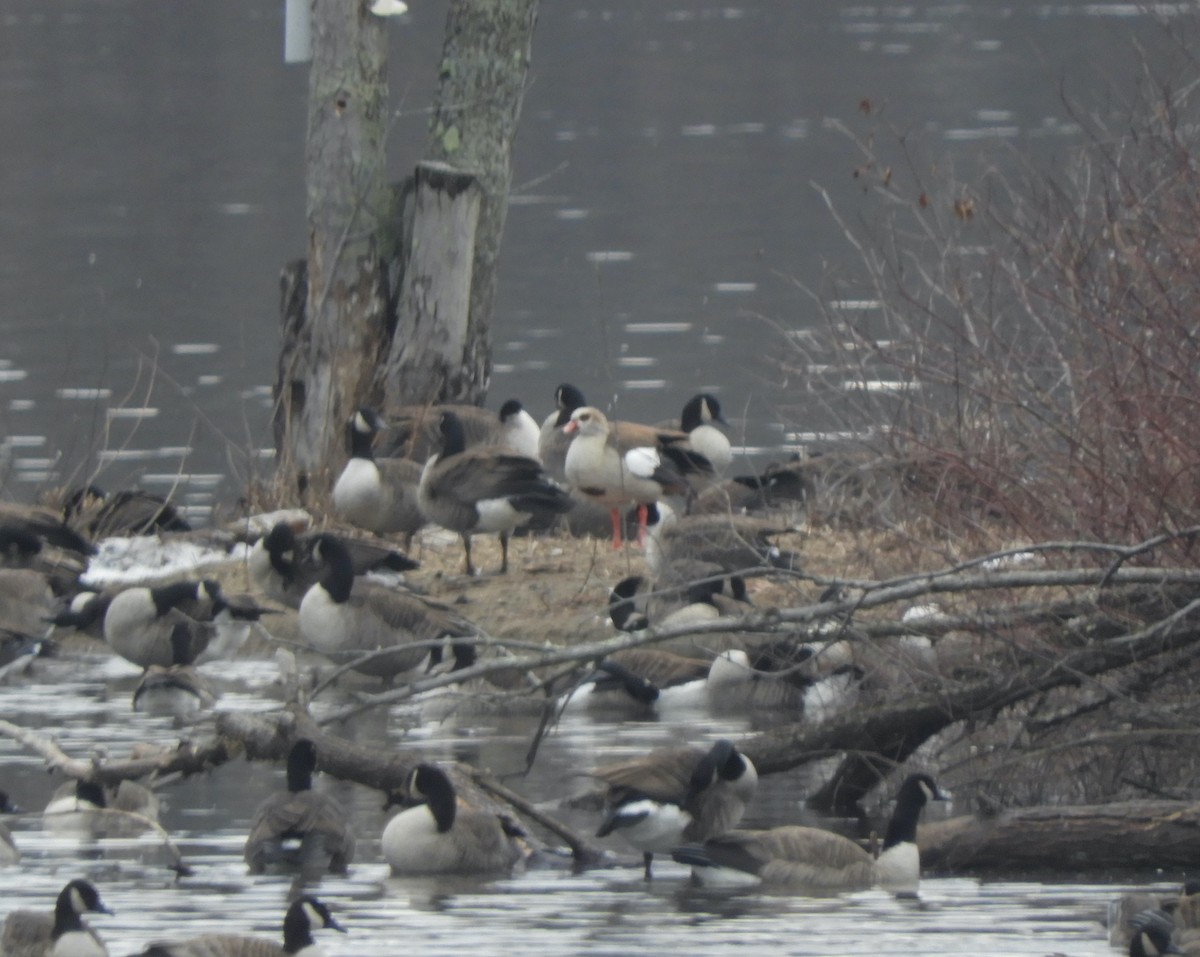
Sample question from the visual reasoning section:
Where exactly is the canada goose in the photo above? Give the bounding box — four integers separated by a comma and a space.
672, 772, 945, 893
381, 763, 528, 874
419, 410, 573, 575
43, 778, 161, 836
1128, 907, 1200, 957
244, 739, 356, 876
193, 593, 277, 664
248, 521, 418, 608
678, 393, 733, 475
592, 739, 757, 879
135, 896, 345, 957
692, 460, 814, 517
331, 408, 426, 541
1111, 882, 1200, 949
643, 500, 800, 579
298, 533, 476, 680
538, 383, 588, 482
563, 406, 703, 548
1, 878, 111, 957
373, 401, 510, 460
64, 485, 191, 538
0, 567, 55, 636
49, 589, 113, 642
0, 790, 20, 864
102, 579, 224, 668
0, 523, 85, 597
0, 627, 53, 681
607, 573, 744, 633
497, 398, 541, 460
132, 622, 218, 720
0, 502, 95, 558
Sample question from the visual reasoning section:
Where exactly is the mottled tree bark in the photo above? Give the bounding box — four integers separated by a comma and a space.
378, 0, 540, 408
278, 0, 390, 485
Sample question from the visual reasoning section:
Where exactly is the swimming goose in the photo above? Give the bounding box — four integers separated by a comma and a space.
381, 763, 528, 874
102, 579, 224, 668
132, 622, 219, 720
248, 521, 418, 609
298, 533, 476, 680
563, 407, 702, 548
244, 739, 356, 876
418, 410, 572, 575
672, 772, 945, 893
538, 383, 589, 482
593, 739, 757, 879
1, 878, 111, 957
135, 896, 345, 957
43, 778, 161, 833
643, 501, 800, 579
678, 393, 733, 475
0, 790, 20, 864
331, 408, 426, 541
2, 882, 111, 957
1128, 907, 1200, 957
1111, 882, 1200, 950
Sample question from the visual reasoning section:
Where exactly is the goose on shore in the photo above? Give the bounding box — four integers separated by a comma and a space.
672, 772, 945, 894
592, 739, 757, 879
134, 896, 345, 957
102, 579, 224, 669
563, 407, 706, 548
382, 763, 528, 874
0, 523, 86, 597
1, 878, 112, 957
677, 393, 733, 476
538, 383, 589, 482
297, 533, 476, 681
643, 501, 800, 579
248, 521, 418, 609
244, 739, 356, 876
331, 408, 426, 542
418, 410, 572, 575
64, 485, 191, 538
373, 401, 512, 460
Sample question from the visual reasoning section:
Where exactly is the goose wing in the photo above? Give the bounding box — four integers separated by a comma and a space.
702, 825, 875, 886
140, 934, 286, 957
593, 746, 705, 803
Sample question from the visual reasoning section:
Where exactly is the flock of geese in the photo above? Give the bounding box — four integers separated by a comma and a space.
0, 385, 1165, 955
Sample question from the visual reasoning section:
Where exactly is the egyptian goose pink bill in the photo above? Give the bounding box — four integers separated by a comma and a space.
562, 406, 710, 548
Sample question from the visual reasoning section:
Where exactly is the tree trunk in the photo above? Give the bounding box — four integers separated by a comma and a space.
378, 0, 540, 408
277, 0, 390, 485
375, 162, 483, 403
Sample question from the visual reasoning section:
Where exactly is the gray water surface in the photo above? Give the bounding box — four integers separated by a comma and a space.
0, 652, 1132, 957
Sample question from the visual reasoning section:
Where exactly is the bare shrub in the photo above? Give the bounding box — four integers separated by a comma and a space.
787, 24, 1200, 564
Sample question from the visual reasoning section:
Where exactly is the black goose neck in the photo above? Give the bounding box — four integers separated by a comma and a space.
286, 740, 318, 793
680, 395, 705, 432
882, 780, 931, 850
152, 580, 201, 615
347, 411, 377, 459
282, 902, 315, 954
439, 412, 467, 458
416, 765, 457, 833
554, 384, 586, 425
264, 524, 298, 582
316, 535, 355, 603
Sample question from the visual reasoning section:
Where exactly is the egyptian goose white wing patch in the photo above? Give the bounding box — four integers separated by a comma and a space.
623, 446, 661, 479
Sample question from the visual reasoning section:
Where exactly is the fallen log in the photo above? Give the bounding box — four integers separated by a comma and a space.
920, 800, 1200, 872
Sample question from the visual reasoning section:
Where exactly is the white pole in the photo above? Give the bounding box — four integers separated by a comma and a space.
284, 0, 312, 64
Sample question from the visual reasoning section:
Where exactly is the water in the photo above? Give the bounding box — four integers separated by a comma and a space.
0, 651, 1139, 956
0, 0, 1180, 517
